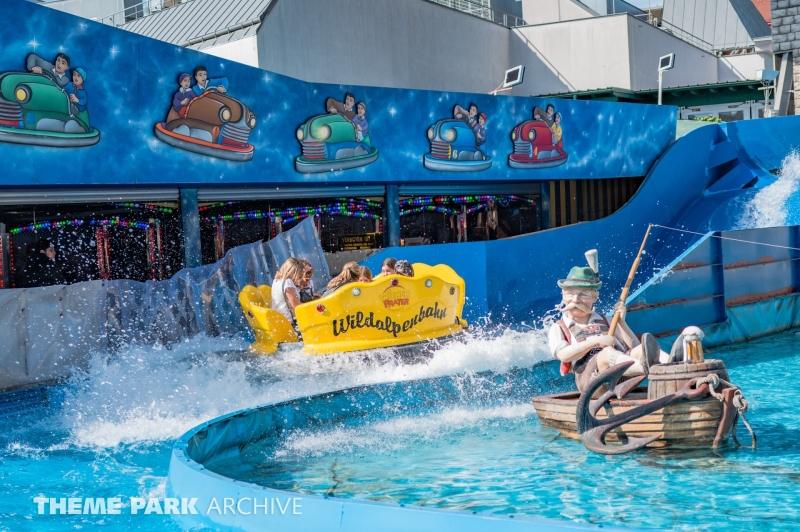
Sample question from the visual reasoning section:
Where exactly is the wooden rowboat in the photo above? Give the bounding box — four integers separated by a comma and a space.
533, 390, 724, 448
532, 359, 748, 454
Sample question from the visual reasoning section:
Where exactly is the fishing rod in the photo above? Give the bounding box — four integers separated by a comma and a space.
608, 224, 652, 337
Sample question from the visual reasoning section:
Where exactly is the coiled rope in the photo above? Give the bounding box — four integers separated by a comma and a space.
698, 373, 756, 449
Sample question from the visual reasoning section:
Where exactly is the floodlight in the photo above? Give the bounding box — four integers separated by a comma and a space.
502, 66, 525, 88
658, 54, 675, 72
490, 65, 525, 95
756, 69, 779, 82
657, 53, 675, 105
756, 70, 779, 117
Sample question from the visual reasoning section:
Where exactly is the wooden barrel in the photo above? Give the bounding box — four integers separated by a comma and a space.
647, 359, 728, 400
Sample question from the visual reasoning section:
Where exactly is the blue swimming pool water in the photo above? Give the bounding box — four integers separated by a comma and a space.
207, 330, 800, 532
0, 327, 549, 531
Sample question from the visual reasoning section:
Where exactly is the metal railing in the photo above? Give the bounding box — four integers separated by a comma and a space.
424, 0, 527, 28
631, 14, 716, 53
98, 0, 192, 26
631, 13, 757, 56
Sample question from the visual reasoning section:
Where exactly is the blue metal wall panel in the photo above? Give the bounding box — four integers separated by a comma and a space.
720, 226, 795, 265
628, 264, 719, 308
675, 236, 717, 268
627, 295, 723, 334
723, 260, 795, 303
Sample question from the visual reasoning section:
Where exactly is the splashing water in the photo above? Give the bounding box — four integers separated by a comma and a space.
737, 150, 800, 229
0, 326, 552, 530
58, 327, 551, 449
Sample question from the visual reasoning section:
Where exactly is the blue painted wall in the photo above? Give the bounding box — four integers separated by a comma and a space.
364, 116, 800, 324
0, 0, 675, 188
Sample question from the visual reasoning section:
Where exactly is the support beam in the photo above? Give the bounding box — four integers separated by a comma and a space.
180, 188, 202, 269
541, 182, 552, 230
774, 52, 794, 117
385, 185, 400, 247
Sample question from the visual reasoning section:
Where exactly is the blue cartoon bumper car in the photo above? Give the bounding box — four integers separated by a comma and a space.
423, 119, 491, 172
295, 114, 379, 173
0, 72, 99, 147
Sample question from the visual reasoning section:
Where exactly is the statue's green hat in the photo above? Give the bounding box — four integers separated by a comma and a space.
558, 249, 601, 290
557, 267, 602, 290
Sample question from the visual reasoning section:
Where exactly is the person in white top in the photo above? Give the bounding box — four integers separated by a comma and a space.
272, 258, 306, 322
548, 250, 667, 392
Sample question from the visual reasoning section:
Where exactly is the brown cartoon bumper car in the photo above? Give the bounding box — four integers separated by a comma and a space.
154, 91, 256, 162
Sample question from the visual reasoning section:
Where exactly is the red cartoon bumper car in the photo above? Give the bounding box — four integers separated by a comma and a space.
508, 120, 568, 169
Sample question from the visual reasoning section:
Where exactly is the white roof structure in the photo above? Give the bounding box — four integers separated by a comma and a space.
119, 0, 273, 50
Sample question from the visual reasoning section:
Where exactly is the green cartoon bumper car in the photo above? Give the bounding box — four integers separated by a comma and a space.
295, 114, 378, 173
0, 71, 100, 147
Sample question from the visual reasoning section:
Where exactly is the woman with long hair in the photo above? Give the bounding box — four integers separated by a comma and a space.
324, 261, 361, 295
380, 257, 396, 276
358, 266, 373, 283
272, 257, 305, 321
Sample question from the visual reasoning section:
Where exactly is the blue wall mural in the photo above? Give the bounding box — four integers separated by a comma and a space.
0, 0, 677, 188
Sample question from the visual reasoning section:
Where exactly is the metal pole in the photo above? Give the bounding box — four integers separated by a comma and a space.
386, 185, 401, 247
179, 188, 202, 269
764, 84, 770, 117
658, 71, 663, 105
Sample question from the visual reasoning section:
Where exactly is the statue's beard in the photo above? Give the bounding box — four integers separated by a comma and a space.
560, 302, 592, 313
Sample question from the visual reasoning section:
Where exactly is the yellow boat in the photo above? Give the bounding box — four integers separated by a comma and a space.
238, 262, 468, 355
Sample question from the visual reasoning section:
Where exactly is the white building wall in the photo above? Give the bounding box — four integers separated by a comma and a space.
519, 0, 596, 25
256, 0, 511, 94
37, 0, 124, 21
203, 36, 259, 67
627, 18, 719, 90
717, 52, 771, 81
510, 16, 633, 94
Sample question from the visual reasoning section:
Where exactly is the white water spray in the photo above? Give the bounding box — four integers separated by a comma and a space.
737, 150, 800, 229
58, 327, 552, 449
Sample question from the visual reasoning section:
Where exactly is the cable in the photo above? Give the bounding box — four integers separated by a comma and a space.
651, 224, 800, 252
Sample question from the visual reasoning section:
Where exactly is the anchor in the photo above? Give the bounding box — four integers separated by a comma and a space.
576, 361, 710, 455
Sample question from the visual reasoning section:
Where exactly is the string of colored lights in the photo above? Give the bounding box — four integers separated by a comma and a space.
202, 203, 382, 223
9, 218, 155, 235
400, 204, 488, 216
399, 195, 534, 207
111, 202, 175, 214
199, 201, 240, 212
333, 197, 384, 209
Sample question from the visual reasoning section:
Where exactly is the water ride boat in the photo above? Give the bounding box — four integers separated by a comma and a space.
238, 262, 467, 355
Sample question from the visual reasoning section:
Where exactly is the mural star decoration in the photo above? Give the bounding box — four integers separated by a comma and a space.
27, 37, 40, 51
389, 107, 397, 118
110, 45, 119, 59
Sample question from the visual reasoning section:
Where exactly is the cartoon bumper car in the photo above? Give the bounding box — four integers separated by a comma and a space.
508, 120, 568, 169
154, 91, 256, 162
423, 119, 491, 172
295, 114, 379, 173
0, 72, 99, 147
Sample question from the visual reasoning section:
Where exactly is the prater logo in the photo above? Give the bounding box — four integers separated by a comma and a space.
332, 304, 447, 337
379, 285, 410, 308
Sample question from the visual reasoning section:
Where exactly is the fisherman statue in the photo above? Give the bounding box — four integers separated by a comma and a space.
548, 250, 670, 392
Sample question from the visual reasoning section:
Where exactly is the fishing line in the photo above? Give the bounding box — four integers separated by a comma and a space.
650, 224, 800, 253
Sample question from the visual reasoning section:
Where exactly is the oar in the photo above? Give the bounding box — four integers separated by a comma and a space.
608, 224, 652, 337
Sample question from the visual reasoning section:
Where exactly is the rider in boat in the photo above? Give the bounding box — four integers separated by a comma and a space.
548, 251, 667, 392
